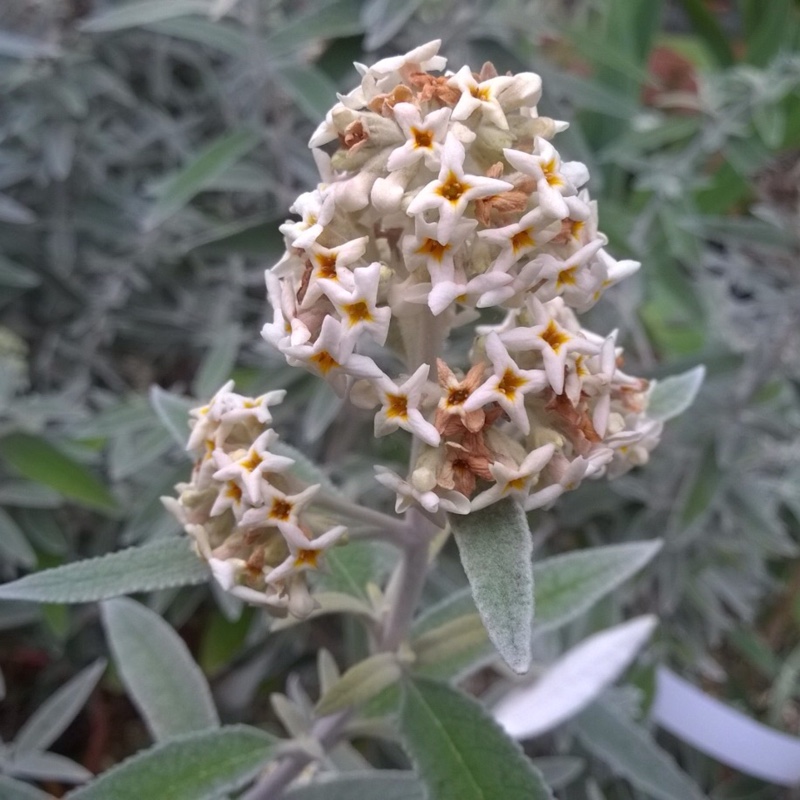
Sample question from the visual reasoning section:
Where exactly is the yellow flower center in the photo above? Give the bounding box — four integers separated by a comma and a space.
344, 301, 373, 325
269, 498, 293, 521
310, 350, 340, 375
540, 320, 570, 353
436, 171, 469, 204
386, 393, 408, 420
417, 238, 450, 262
294, 549, 319, 568
511, 229, 535, 252
314, 253, 338, 279
497, 368, 526, 399
411, 127, 434, 149
557, 267, 577, 287
240, 451, 262, 471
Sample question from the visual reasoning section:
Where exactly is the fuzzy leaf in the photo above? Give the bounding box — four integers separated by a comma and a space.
576, 701, 706, 800
8, 751, 92, 783
410, 541, 662, 681
533, 540, 663, 631
450, 499, 533, 674
316, 652, 402, 716
79, 1, 213, 32
400, 677, 552, 800
192, 324, 241, 400
13, 660, 106, 755
0, 775, 53, 800
0, 433, 117, 513
144, 129, 260, 228
493, 616, 657, 739
646, 366, 705, 423
284, 771, 425, 800
0, 538, 210, 603
101, 597, 219, 741
149, 386, 194, 450
0, 508, 37, 568
64, 726, 278, 800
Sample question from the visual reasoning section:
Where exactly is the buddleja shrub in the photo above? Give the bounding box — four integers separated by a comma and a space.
0, 41, 702, 800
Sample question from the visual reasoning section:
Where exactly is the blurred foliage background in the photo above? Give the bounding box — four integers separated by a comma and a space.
1, 0, 799, 797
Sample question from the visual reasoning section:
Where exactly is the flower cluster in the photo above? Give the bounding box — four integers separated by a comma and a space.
162, 382, 346, 617
263, 40, 662, 518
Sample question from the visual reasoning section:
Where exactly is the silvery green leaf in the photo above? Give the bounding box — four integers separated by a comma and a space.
0, 29, 60, 59
16, 509, 68, 555
316, 652, 402, 716
108, 426, 175, 481
301, 381, 343, 444
0, 775, 52, 799
317, 542, 383, 601
192, 324, 241, 400
144, 130, 260, 229
13, 660, 106, 756
576, 701, 706, 800
8, 751, 91, 783
362, 0, 424, 49
410, 541, 662, 680
270, 693, 308, 738
79, 0, 214, 32
317, 649, 340, 698
530, 757, 584, 789
270, 440, 335, 492
0, 480, 62, 508
0, 258, 40, 290
0, 508, 36, 569
0, 194, 36, 225
533, 540, 663, 632
272, 64, 339, 123
646, 366, 705, 422
0, 602, 39, 631
64, 726, 278, 800
101, 597, 219, 741
270, 591, 375, 631
450, 499, 533, 674
284, 771, 425, 800
400, 677, 553, 800
0, 538, 209, 603
493, 616, 657, 739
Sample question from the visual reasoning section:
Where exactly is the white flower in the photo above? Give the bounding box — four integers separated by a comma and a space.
524, 448, 614, 510
387, 103, 451, 171
406, 134, 513, 241
212, 429, 295, 504
504, 139, 589, 220
300, 237, 367, 307
240, 484, 320, 529
373, 364, 440, 447
478, 206, 561, 273
500, 298, 598, 395
470, 443, 555, 510
448, 65, 515, 129
463, 332, 548, 433
266, 521, 348, 584
401, 216, 477, 285
320, 262, 392, 347
424, 268, 515, 316
283, 315, 382, 395
534, 238, 606, 311
209, 557, 288, 610
261, 272, 313, 352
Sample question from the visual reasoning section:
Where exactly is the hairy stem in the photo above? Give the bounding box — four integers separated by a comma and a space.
312, 491, 409, 543
240, 710, 350, 800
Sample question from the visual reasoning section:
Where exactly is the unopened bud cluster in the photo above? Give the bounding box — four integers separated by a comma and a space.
264, 40, 662, 517
162, 381, 345, 618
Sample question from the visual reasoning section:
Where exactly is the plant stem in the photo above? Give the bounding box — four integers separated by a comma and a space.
380, 509, 436, 651
240, 710, 350, 800
312, 492, 409, 542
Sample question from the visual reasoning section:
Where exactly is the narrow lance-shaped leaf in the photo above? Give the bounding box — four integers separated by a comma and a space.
64, 726, 278, 800
284, 771, 425, 800
0, 538, 210, 604
0, 507, 37, 569
149, 386, 194, 451
8, 751, 92, 784
576, 700, 706, 800
410, 541, 662, 682
192, 323, 241, 400
101, 597, 219, 741
13, 660, 106, 756
144, 129, 261, 229
400, 677, 553, 800
79, 0, 214, 32
316, 652, 402, 716
0, 433, 117, 513
0, 775, 53, 800
493, 616, 657, 739
449, 498, 533, 674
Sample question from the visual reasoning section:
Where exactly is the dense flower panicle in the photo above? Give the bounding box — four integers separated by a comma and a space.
162, 383, 345, 618
263, 40, 662, 517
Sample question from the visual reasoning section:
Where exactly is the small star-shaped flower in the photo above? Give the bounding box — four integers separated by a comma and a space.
387, 103, 452, 171
319, 262, 392, 347
470, 443, 556, 511
478, 206, 561, 273
447, 65, 514, 129
407, 134, 513, 241
373, 364, 440, 447
239, 484, 320, 529
463, 332, 548, 434
265, 521, 348, 584
299, 236, 367, 308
